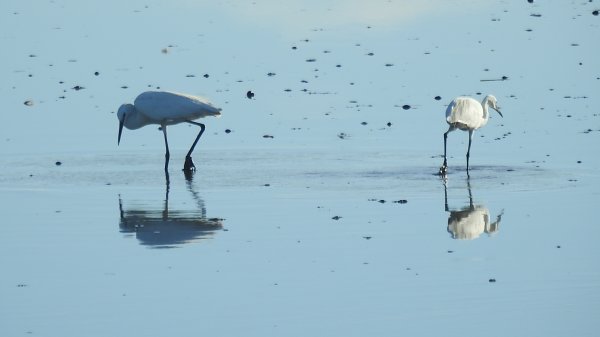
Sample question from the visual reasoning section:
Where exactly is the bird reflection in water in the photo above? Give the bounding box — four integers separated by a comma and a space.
119, 172, 223, 248
443, 179, 503, 240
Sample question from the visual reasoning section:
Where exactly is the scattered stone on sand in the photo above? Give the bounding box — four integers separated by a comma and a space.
306, 58, 316, 62
331, 216, 342, 220
94, 71, 100, 76
593, 10, 599, 16
203, 74, 209, 78
363, 236, 372, 240
55, 161, 62, 166
225, 129, 232, 134
24, 100, 34, 106
361, 121, 368, 125
72, 85, 84, 91
246, 90, 255, 99
489, 278, 497, 283
402, 104, 411, 110
263, 134, 274, 139
434, 96, 442, 101
267, 72, 276, 76
337, 132, 348, 139
393, 199, 408, 204
387, 122, 392, 127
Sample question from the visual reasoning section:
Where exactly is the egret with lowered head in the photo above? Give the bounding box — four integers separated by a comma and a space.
117, 91, 221, 172
439, 95, 503, 176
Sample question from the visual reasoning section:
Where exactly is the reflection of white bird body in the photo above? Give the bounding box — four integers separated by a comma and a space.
447, 205, 500, 240
439, 95, 503, 175
119, 197, 223, 248
117, 91, 221, 172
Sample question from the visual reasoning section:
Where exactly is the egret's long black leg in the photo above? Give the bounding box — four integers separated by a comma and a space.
466, 129, 474, 175
162, 125, 170, 172
183, 120, 206, 172
439, 126, 454, 176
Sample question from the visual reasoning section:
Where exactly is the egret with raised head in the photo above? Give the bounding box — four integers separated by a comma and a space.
439, 95, 503, 176
117, 91, 221, 172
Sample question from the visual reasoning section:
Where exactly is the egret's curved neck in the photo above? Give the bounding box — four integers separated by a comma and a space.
124, 107, 152, 130
480, 97, 490, 121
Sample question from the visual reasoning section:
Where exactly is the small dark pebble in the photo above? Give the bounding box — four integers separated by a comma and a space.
332, 216, 342, 220
530, 13, 542, 17
556, 245, 561, 248
264, 184, 270, 187
434, 96, 442, 100
246, 90, 255, 99
387, 122, 392, 127
385, 63, 394, 67
489, 278, 497, 283
306, 58, 316, 62
263, 134, 274, 139
378, 199, 386, 203
363, 236, 372, 240
402, 104, 411, 110
593, 10, 599, 16
267, 72, 276, 76
225, 129, 232, 134
24, 100, 34, 106
393, 199, 408, 204
527, 0, 534, 3
447, 250, 454, 253
203, 74, 209, 78
94, 71, 100, 76
55, 161, 62, 166
366, 52, 374, 56
72, 85, 84, 90
577, 160, 582, 164
361, 121, 368, 125
186, 74, 195, 77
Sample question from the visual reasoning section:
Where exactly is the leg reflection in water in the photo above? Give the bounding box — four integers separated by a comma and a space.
443, 178, 503, 240
118, 170, 223, 248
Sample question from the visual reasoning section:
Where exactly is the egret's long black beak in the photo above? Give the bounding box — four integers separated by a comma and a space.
493, 107, 503, 118
118, 119, 124, 145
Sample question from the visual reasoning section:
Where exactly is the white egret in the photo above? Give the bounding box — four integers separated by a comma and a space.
117, 91, 221, 172
439, 95, 503, 175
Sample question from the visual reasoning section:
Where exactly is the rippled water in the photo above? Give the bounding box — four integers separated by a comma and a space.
1, 1, 599, 336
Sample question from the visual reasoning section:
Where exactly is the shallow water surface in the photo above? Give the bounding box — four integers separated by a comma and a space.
1, 0, 599, 336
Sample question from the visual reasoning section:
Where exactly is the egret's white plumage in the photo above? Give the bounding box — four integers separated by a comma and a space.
117, 91, 221, 172
439, 95, 503, 175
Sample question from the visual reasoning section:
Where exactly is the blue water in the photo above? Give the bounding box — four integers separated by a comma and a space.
1, 1, 599, 336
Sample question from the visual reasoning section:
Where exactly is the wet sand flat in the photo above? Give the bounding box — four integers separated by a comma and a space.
1, 0, 600, 336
